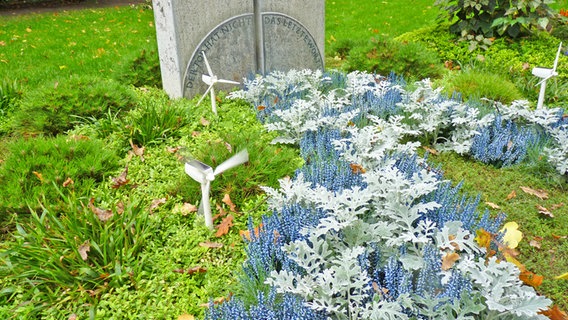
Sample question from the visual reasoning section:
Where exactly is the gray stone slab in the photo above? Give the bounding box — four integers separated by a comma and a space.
152, 0, 325, 99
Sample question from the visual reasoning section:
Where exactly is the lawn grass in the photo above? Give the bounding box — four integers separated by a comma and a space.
1, 0, 568, 317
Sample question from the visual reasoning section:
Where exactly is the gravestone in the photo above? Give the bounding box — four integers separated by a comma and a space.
152, 0, 325, 99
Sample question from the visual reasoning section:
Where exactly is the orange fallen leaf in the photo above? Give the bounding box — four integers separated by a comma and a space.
538, 305, 568, 320
441, 252, 460, 271
111, 166, 129, 189
222, 194, 237, 212
240, 223, 264, 241
520, 186, 549, 200
32, 171, 44, 183
173, 266, 207, 275
519, 270, 544, 288
257, 105, 266, 111
551, 234, 567, 240
506, 190, 517, 201
422, 146, 439, 155
350, 163, 366, 174
215, 215, 234, 237
199, 242, 223, 249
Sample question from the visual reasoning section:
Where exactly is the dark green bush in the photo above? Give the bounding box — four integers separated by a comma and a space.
0, 136, 119, 215
344, 36, 444, 80
116, 48, 162, 88
11, 75, 138, 136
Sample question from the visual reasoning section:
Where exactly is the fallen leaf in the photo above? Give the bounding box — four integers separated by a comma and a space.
551, 203, 565, 210
441, 252, 460, 271
177, 314, 195, 320
78, 240, 90, 261
500, 222, 523, 249
222, 194, 237, 212
192, 131, 201, 137
215, 215, 234, 237
68, 314, 78, 320
519, 270, 544, 288
257, 105, 266, 111
111, 166, 129, 189
350, 163, 366, 174
529, 239, 541, 249
150, 198, 167, 212
89, 198, 113, 222
448, 234, 460, 251
505, 190, 517, 201
485, 201, 500, 209
520, 186, 549, 200
167, 146, 182, 154
224, 142, 232, 153
213, 204, 227, 222
552, 234, 567, 240
555, 272, 568, 280
26, 27, 32, 32
62, 177, 74, 187
173, 266, 207, 275
422, 146, 439, 155
0, 41, 5, 46
538, 305, 568, 320
179, 203, 197, 216
240, 223, 263, 241
537, 204, 554, 218
200, 117, 210, 126
199, 242, 223, 248
129, 140, 145, 162
475, 229, 492, 249
32, 171, 44, 183
116, 201, 125, 215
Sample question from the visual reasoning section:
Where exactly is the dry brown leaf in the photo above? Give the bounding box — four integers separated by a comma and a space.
538, 305, 568, 320
551, 203, 565, 211
485, 201, 501, 209
448, 234, 461, 251
200, 117, 210, 126
150, 198, 167, 212
68, 314, 78, 320
111, 166, 129, 189
62, 177, 74, 187
529, 239, 541, 249
179, 203, 198, 216
215, 215, 234, 237
214, 204, 227, 221
224, 142, 233, 153
552, 234, 567, 240
89, 198, 113, 222
199, 242, 223, 249
257, 105, 266, 111
240, 223, 263, 241
78, 240, 90, 261
520, 186, 549, 200
506, 190, 517, 201
537, 204, 554, 218
222, 194, 237, 212
441, 252, 460, 271
129, 139, 145, 161
116, 201, 125, 215
167, 146, 182, 154
422, 146, 439, 155
173, 266, 207, 275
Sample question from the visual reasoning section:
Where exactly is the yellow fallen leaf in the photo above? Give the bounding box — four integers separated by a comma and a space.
500, 222, 523, 249
505, 190, 516, 201
555, 272, 568, 280
177, 314, 195, 320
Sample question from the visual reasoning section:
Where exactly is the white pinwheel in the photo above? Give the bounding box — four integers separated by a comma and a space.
196, 51, 240, 115
184, 149, 249, 228
532, 42, 563, 109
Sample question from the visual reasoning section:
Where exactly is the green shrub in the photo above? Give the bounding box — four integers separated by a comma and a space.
435, 0, 557, 40
0, 79, 22, 136
116, 48, 162, 88
0, 192, 154, 318
0, 136, 119, 215
437, 69, 523, 104
344, 36, 444, 80
11, 75, 138, 136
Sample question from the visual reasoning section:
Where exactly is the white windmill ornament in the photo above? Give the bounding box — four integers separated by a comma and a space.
532, 42, 563, 109
196, 51, 240, 115
184, 149, 249, 229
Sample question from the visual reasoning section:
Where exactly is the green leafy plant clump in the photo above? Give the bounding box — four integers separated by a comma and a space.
0, 135, 120, 215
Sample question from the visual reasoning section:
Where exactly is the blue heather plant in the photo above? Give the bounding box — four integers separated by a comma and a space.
209, 70, 553, 320
470, 114, 542, 167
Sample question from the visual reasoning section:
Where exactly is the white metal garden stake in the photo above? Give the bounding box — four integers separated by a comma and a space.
196, 51, 240, 115
532, 42, 563, 109
184, 149, 249, 229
